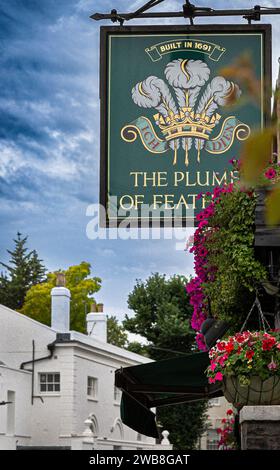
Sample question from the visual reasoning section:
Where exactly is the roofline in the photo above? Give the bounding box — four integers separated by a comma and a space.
0, 304, 152, 364
58, 331, 153, 364
0, 303, 56, 333
0, 364, 31, 375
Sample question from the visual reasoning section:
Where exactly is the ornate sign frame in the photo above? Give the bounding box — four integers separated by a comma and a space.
99, 25, 271, 227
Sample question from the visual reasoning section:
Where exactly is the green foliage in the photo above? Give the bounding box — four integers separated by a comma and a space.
157, 401, 208, 450
0, 232, 46, 310
125, 273, 195, 360
107, 316, 128, 348
125, 273, 208, 449
21, 262, 101, 333
126, 341, 150, 357
204, 190, 267, 329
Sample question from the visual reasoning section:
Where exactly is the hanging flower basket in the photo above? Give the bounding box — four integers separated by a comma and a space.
223, 375, 280, 407
206, 330, 280, 406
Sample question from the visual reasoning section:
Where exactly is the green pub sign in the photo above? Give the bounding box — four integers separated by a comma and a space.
100, 25, 271, 226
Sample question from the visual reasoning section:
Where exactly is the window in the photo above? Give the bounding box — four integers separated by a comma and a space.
87, 376, 98, 399
208, 397, 220, 406
39, 373, 60, 393
6, 391, 15, 435
206, 429, 219, 450
114, 385, 121, 402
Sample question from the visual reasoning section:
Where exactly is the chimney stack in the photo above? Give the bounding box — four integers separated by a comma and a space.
51, 273, 71, 332
86, 303, 107, 342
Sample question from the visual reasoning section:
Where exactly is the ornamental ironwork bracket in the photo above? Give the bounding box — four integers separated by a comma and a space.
90, 1, 280, 26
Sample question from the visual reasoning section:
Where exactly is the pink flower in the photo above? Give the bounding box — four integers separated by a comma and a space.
217, 354, 228, 367
198, 220, 208, 229
210, 362, 217, 371
195, 333, 208, 351
265, 168, 276, 180
196, 211, 205, 221
268, 359, 277, 370
214, 372, 223, 382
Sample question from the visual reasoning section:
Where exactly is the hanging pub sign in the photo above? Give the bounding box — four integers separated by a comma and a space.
100, 25, 271, 227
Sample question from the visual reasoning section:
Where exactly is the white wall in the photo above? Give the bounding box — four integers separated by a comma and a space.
72, 346, 152, 446
29, 346, 74, 447
0, 304, 56, 369
0, 366, 32, 449
28, 341, 155, 448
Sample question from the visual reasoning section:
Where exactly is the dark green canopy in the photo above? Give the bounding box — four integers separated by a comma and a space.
115, 351, 223, 438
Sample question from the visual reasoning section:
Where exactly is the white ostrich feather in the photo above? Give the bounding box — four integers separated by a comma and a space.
132, 75, 178, 116
132, 76, 180, 154
195, 77, 241, 153
196, 76, 241, 116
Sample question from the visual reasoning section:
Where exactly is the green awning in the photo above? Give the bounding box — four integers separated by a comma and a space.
115, 351, 223, 438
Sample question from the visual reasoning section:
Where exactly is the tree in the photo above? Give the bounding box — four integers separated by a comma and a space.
126, 341, 150, 357
124, 273, 208, 449
107, 316, 128, 348
0, 232, 46, 310
124, 273, 196, 360
21, 262, 101, 333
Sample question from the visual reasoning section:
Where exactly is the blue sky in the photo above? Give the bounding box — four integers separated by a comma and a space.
1, 0, 280, 321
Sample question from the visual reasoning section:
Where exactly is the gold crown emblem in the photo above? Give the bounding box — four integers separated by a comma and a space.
129, 59, 242, 166
153, 107, 221, 141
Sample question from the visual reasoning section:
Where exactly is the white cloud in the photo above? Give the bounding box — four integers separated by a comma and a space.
0, 142, 26, 179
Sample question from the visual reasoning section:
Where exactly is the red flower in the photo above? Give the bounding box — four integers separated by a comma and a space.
225, 342, 234, 353
235, 333, 246, 344
246, 350, 254, 360
226, 409, 233, 416
217, 341, 226, 352
262, 337, 276, 351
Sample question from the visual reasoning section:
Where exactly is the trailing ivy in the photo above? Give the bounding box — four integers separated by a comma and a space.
203, 189, 267, 329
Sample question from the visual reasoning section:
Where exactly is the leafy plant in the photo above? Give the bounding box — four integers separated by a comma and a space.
187, 175, 268, 350
203, 187, 267, 327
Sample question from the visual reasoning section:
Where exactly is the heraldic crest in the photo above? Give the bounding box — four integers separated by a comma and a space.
121, 59, 250, 166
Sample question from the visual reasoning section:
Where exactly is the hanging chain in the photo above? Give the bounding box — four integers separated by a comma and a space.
240, 296, 270, 333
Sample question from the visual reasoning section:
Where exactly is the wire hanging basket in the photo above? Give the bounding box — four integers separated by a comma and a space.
223, 375, 280, 408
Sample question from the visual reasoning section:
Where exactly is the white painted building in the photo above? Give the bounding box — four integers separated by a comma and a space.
0, 280, 171, 450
